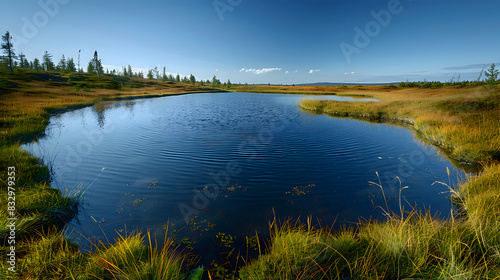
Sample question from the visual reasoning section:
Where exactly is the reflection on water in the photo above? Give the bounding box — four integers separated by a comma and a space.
22, 92, 461, 266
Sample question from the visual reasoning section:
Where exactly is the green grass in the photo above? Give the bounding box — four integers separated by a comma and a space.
299, 87, 500, 164
0, 70, 214, 279
234, 85, 500, 279
2, 70, 500, 279
0, 230, 196, 280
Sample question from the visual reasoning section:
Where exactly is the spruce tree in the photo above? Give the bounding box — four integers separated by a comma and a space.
33, 58, 40, 73
153, 66, 160, 79
66, 58, 76, 72
42, 51, 54, 71
485, 63, 499, 89
147, 69, 154, 79
87, 61, 95, 74
1, 31, 16, 72
57, 55, 67, 71
91, 51, 102, 78
18, 52, 27, 68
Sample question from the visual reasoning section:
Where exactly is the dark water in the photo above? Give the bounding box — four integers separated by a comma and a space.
23, 92, 459, 265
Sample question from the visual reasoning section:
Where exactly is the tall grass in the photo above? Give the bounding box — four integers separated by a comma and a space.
299, 87, 500, 164
0, 230, 195, 279
240, 85, 500, 279
0, 71, 214, 279
2, 72, 500, 278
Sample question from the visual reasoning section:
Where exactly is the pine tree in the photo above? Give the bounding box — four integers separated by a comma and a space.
42, 51, 54, 71
66, 58, 76, 72
87, 61, 95, 74
175, 74, 181, 83
212, 75, 220, 87
57, 55, 67, 71
147, 69, 154, 79
1, 31, 16, 72
33, 58, 41, 73
485, 63, 499, 89
189, 74, 196, 84
91, 51, 102, 78
18, 52, 27, 68
153, 66, 160, 79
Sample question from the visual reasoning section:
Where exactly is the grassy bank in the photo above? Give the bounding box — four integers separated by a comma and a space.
299, 86, 500, 164
236, 85, 500, 279
0, 70, 220, 279
2, 73, 500, 279
234, 84, 380, 98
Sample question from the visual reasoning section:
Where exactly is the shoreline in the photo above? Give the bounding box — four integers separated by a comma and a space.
2, 76, 500, 278
298, 102, 480, 173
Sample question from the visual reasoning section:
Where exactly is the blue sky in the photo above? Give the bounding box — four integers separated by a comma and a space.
2, 0, 500, 84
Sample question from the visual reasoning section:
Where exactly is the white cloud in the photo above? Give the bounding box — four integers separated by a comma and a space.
239, 67, 282, 74
216, 69, 219, 72
344, 72, 356, 75
285, 71, 289, 74
308, 69, 321, 74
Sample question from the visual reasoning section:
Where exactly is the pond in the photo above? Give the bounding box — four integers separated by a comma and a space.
22, 92, 460, 265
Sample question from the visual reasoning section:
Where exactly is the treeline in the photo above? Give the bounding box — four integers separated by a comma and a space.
398, 80, 482, 88
399, 64, 499, 89
1, 30, 236, 88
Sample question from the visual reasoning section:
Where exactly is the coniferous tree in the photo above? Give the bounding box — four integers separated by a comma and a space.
66, 58, 76, 72
189, 74, 196, 84
212, 75, 220, 87
77, 49, 81, 74
87, 61, 95, 74
175, 74, 181, 83
147, 69, 154, 79
91, 51, 102, 78
1, 31, 16, 72
18, 52, 27, 68
153, 66, 160, 79
57, 55, 67, 71
162, 67, 167, 81
485, 63, 499, 89
42, 51, 54, 71
33, 58, 41, 73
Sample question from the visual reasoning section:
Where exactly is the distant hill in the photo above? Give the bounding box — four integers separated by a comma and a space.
296, 82, 399, 86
